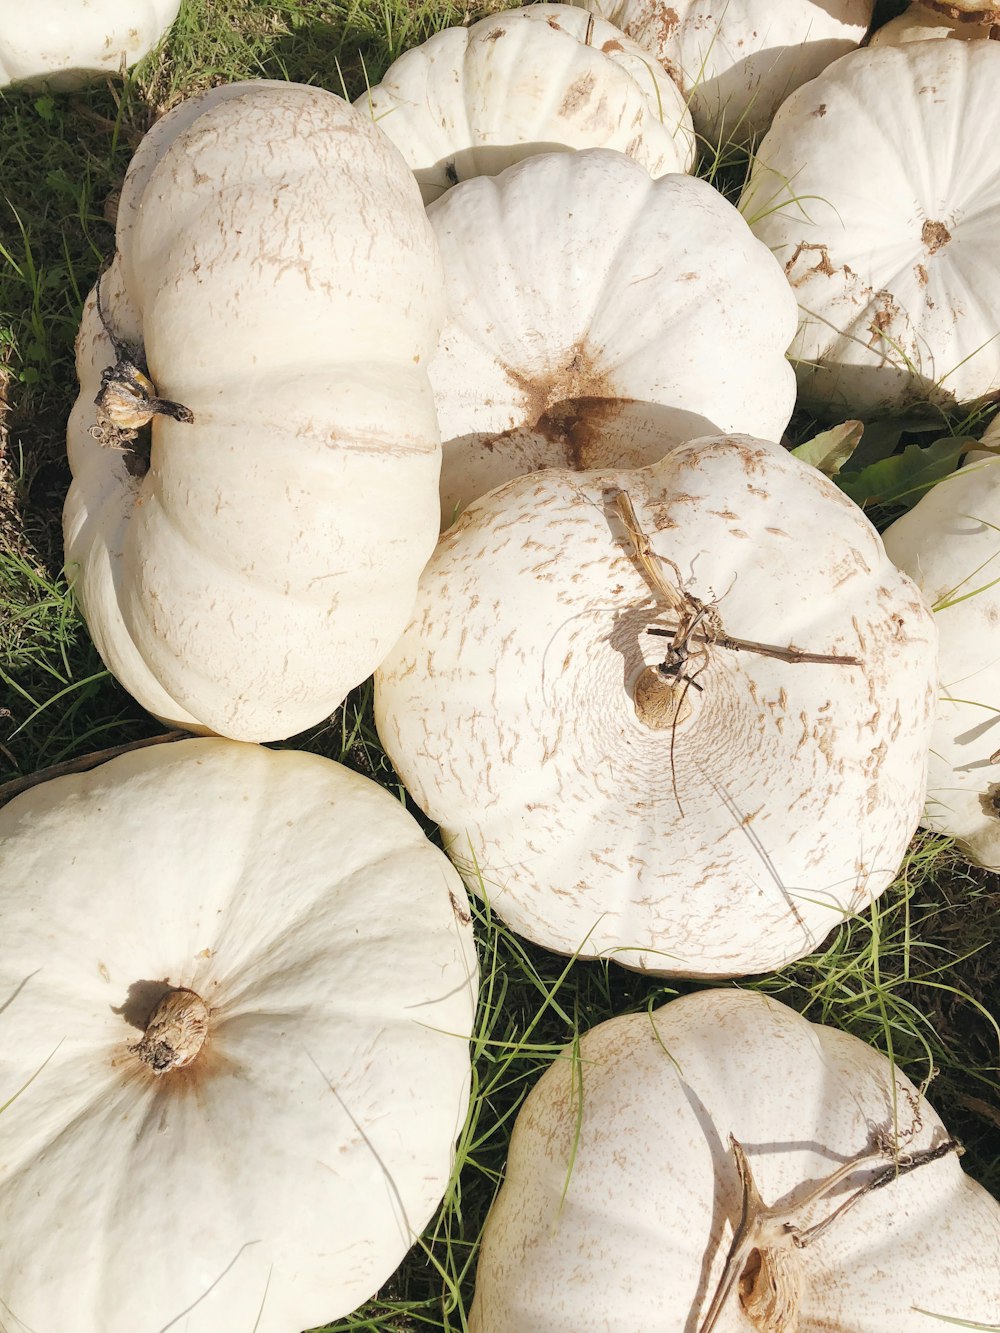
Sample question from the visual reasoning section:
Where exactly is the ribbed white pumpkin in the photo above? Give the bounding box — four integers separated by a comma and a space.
0, 738, 477, 1333
357, 4, 695, 205
63, 81, 445, 742
375, 435, 938, 977
470, 989, 1000, 1331
573, 0, 873, 142
430, 149, 798, 524
882, 418, 1000, 867
741, 41, 1000, 418
0, 0, 180, 88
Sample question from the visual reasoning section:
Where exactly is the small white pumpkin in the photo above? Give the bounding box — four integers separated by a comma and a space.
357, 4, 695, 205
470, 988, 1000, 1331
0, 0, 180, 89
63, 81, 446, 742
882, 417, 1000, 867
429, 149, 798, 523
375, 435, 938, 977
741, 41, 1000, 418
0, 737, 477, 1332
573, 0, 874, 143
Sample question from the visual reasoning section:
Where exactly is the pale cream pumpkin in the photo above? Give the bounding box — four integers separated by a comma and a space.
0, 0, 180, 88
429, 149, 798, 524
0, 737, 477, 1332
375, 435, 938, 977
470, 989, 1000, 1331
357, 4, 695, 205
572, 0, 874, 143
63, 81, 446, 742
882, 415, 1000, 867
741, 41, 1000, 418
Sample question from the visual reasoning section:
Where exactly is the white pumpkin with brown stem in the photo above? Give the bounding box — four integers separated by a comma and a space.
741, 41, 1000, 418
0, 738, 477, 1332
429, 149, 798, 524
63, 80, 446, 742
375, 435, 938, 977
357, 4, 695, 206
470, 988, 1000, 1331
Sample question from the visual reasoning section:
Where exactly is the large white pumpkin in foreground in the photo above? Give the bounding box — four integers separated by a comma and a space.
0, 0, 180, 89
376, 435, 937, 977
64, 81, 445, 741
0, 738, 477, 1333
429, 149, 798, 523
470, 989, 1000, 1331
882, 420, 1000, 867
574, 0, 873, 142
741, 41, 1000, 418
357, 4, 694, 205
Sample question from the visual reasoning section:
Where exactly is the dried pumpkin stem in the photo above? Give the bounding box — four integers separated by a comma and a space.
132, 988, 209, 1073
697, 1131, 962, 1333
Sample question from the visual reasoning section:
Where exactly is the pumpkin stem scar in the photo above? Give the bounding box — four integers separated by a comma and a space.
131, 988, 210, 1073
697, 1131, 963, 1332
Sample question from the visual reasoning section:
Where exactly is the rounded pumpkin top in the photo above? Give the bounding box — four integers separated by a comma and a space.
64, 81, 446, 741
0, 0, 180, 89
741, 40, 1000, 418
429, 149, 798, 524
0, 737, 477, 1332
357, 3, 695, 205
375, 435, 938, 977
469, 988, 1000, 1331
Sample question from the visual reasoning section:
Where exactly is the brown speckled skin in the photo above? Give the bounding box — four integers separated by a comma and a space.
375, 435, 938, 977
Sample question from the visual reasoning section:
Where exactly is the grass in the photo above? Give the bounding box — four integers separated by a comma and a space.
0, 0, 997, 1329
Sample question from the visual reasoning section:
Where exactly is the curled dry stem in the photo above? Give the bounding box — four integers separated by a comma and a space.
697, 1131, 962, 1333
90, 266, 194, 468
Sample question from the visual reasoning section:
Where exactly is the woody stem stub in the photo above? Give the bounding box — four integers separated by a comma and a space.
132, 988, 209, 1073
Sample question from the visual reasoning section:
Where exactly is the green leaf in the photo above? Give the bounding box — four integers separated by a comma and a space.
791, 420, 864, 477
837, 437, 979, 511
33, 95, 56, 122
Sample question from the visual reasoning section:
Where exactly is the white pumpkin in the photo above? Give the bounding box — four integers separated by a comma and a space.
882, 417, 1000, 867
430, 149, 798, 523
572, 0, 874, 143
469, 988, 1000, 1331
375, 435, 938, 978
869, 3, 997, 43
0, 737, 477, 1333
356, 4, 695, 206
741, 41, 1000, 418
0, 0, 180, 89
63, 81, 446, 742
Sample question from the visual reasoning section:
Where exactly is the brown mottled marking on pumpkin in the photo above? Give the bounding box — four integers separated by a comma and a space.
448, 889, 472, 925
811, 103, 827, 117
484, 26, 505, 41
784, 242, 835, 283
602, 38, 623, 52
926, 0, 1000, 20
867, 290, 899, 349
921, 219, 951, 253
559, 72, 596, 115
915, 263, 929, 286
